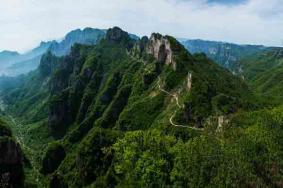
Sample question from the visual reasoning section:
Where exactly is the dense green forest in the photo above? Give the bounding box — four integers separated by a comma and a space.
1, 27, 283, 188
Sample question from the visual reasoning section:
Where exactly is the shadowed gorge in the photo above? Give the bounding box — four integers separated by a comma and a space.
0, 118, 24, 188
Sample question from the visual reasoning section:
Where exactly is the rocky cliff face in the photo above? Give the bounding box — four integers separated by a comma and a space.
180, 39, 266, 73
0, 138, 22, 166
106, 27, 129, 42
0, 123, 24, 188
131, 36, 149, 58
105, 27, 135, 50
187, 72, 192, 91
0, 124, 11, 137
38, 51, 60, 79
41, 142, 66, 175
147, 34, 176, 70
48, 45, 95, 138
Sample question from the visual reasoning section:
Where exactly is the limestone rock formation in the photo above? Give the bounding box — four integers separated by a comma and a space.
147, 33, 176, 70
217, 115, 229, 132
187, 72, 192, 91
131, 36, 149, 58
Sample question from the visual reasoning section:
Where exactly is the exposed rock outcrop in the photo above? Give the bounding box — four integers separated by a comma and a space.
187, 72, 192, 91
0, 138, 23, 165
147, 33, 176, 70
39, 51, 59, 79
0, 124, 11, 137
48, 45, 91, 138
216, 115, 229, 132
48, 91, 70, 139
106, 27, 130, 43
0, 124, 24, 188
41, 142, 66, 175
131, 36, 149, 58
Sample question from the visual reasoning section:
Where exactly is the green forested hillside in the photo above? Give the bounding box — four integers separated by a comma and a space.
1, 27, 282, 187
181, 40, 283, 107
241, 48, 283, 105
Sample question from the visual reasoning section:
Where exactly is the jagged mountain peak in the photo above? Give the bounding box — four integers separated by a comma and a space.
64, 27, 105, 40
49, 28, 105, 56
39, 40, 56, 47
105, 26, 131, 42
146, 33, 193, 71
147, 33, 176, 69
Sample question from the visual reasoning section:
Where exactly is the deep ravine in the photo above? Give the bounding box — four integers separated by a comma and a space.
8, 116, 41, 184
1, 98, 44, 187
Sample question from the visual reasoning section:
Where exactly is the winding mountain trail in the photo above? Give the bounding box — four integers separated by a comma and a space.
157, 76, 204, 131
129, 55, 203, 130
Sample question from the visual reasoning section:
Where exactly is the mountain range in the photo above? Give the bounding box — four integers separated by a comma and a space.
0, 27, 277, 77
179, 39, 269, 73
0, 28, 106, 76
0, 27, 283, 187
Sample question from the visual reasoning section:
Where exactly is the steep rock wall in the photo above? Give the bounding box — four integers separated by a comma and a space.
147, 34, 176, 70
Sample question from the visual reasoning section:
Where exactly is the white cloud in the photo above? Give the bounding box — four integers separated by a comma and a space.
0, 0, 282, 52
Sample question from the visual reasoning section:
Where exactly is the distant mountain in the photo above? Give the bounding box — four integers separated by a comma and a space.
48, 28, 106, 56
0, 50, 20, 70
6, 55, 42, 76
1, 28, 107, 76
180, 39, 283, 105
0, 50, 19, 62
2, 28, 140, 76
48, 28, 138, 56
0, 41, 54, 76
22, 41, 53, 61
180, 39, 266, 73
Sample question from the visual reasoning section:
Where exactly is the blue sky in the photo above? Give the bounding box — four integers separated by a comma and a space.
0, 0, 282, 52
